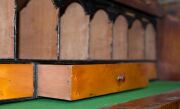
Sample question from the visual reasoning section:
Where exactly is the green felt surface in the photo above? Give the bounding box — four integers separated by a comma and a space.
0, 81, 180, 109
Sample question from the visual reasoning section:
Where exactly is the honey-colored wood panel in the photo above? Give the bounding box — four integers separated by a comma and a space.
38, 63, 149, 100
113, 16, 128, 60
19, 0, 58, 60
128, 20, 145, 60
0, 64, 34, 100
60, 3, 89, 60
71, 64, 148, 100
145, 23, 157, 60
89, 10, 113, 60
141, 63, 157, 80
0, 0, 15, 59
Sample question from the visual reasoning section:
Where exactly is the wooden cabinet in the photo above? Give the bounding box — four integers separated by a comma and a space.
0, 0, 163, 102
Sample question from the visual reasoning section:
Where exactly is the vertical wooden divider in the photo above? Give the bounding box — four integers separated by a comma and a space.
0, 0, 15, 59
128, 20, 145, 60
89, 10, 113, 60
145, 23, 156, 60
158, 16, 180, 80
19, 0, 59, 60
113, 15, 128, 60
60, 3, 89, 60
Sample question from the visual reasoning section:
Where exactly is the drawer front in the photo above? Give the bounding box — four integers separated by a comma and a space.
0, 64, 34, 101
71, 63, 149, 100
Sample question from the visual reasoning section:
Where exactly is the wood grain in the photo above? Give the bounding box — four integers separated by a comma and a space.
113, 15, 128, 60
38, 63, 149, 100
89, 10, 113, 60
145, 23, 157, 60
128, 20, 145, 60
0, 0, 15, 59
19, 0, 58, 60
60, 3, 89, 60
114, 0, 164, 17
38, 65, 72, 100
0, 64, 34, 100
158, 15, 180, 81
141, 63, 157, 80
103, 90, 180, 109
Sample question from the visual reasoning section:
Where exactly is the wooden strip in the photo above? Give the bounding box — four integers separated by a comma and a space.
0, 64, 34, 100
145, 23, 157, 60
128, 20, 145, 60
19, 0, 58, 60
103, 90, 180, 109
113, 15, 128, 60
89, 10, 113, 60
60, 3, 89, 60
38, 63, 148, 100
0, 0, 15, 59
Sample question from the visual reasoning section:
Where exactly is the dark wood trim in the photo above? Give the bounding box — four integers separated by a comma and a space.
114, 0, 164, 17
103, 90, 180, 109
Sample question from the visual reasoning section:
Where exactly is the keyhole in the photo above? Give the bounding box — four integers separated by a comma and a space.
117, 75, 125, 82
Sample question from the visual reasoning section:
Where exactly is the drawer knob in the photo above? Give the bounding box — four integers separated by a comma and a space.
117, 75, 125, 82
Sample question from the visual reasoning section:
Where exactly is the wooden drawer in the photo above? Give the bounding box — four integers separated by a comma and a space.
0, 64, 34, 101
38, 63, 150, 100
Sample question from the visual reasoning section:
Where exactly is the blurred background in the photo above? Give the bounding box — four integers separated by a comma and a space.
159, 0, 180, 20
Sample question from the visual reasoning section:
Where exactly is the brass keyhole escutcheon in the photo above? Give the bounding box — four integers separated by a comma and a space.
117, 75, 125, 82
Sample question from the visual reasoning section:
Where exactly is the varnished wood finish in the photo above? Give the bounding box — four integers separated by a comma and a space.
114, 0, 163, 17
113, 16, 128, 60
19, 0, 58, 60
142, 63, 157, 80
103, 90, 180, 109
60, 3, 89, 60
38, 63, 149, 100
89, 10, 113, 60
145, 23, 157, 60
128, 20, 145, 60
0, 64, 34, 100
158, 15, 180, 80
0, 0, 15, 59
